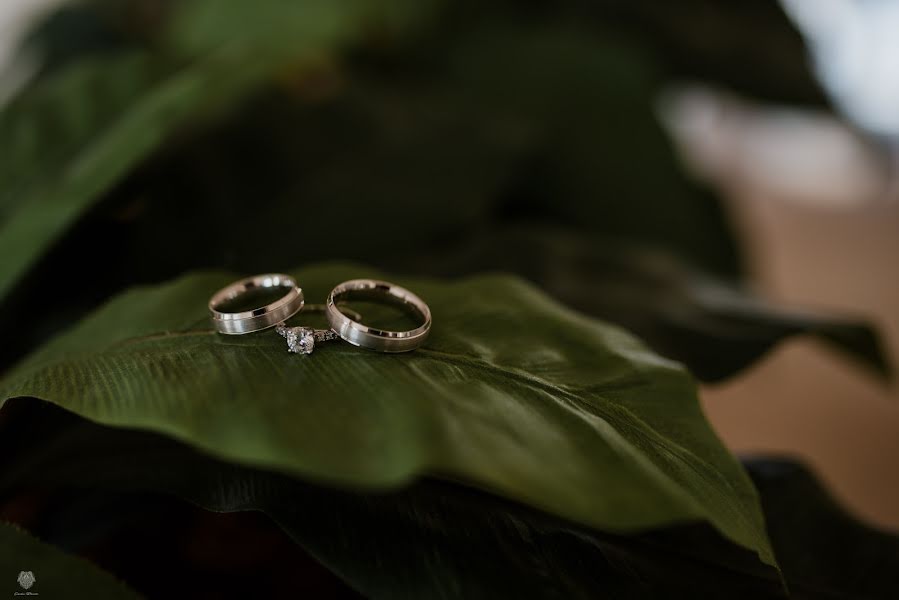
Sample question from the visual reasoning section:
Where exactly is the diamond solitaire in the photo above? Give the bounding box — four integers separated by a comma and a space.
286, 327, 315, 354
275, 322, 340, 354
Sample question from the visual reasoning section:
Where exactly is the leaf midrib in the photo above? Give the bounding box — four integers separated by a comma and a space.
9, 325, 731, 498
7, 326, 721, 519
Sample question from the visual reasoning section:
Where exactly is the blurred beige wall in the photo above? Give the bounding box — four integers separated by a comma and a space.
703, 193, 899, 531
670, 89, 899, 530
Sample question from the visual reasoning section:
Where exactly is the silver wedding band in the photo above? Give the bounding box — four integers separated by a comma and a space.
209, 275, 432, 353
326, 279, 431, 353
208, 273, 304, 334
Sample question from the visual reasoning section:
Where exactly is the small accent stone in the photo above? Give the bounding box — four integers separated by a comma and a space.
286, 327, 315, 354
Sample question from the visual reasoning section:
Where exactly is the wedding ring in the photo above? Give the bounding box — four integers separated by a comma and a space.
325, 279, 431, 353
209, 274, 303, 334
274, 305, 363, 355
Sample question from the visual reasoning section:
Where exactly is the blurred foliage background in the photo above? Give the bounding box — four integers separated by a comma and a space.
1, 0, 897, 598
0, 0, 888, 379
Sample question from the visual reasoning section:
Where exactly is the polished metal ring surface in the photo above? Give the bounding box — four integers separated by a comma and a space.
209, 273, 304, 335
325, 279, 431, 353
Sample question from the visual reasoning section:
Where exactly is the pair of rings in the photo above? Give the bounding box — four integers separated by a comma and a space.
207, 274, 431, 354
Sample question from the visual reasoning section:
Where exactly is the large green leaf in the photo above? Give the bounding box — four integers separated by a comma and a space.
8, 406, 899, 598
0, 264, 774, 567
0, 3, 743, 310
0, 0, 433, 302
7, 408, 896, 598
0, 51, 212, 299
0, 520, 140, 599
439, 20, 742, 276
0, 400, 784, 599
397, 227, 890, 381
747, 458, 899, 599
95, 17, 741, 277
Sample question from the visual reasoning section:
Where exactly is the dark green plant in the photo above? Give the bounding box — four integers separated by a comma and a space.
0, 1, 893, 598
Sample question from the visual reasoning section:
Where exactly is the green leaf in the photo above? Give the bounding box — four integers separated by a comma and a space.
0, 263, 775, 567
0, 400, 784, 599
746, 458, 899, 599
0, 0, 432, 302
440, 18, 744, 276
397, 227, 890, 381
7, 71, 881, 381
10, 406, 899, 598
96, 19, 740, 275
0, 52, 206, 300
10, 409, 898, 598
0, 520, 140, 599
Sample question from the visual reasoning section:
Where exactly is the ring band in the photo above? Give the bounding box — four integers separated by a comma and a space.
209, 274, 304, 335
302, 304, 363, 322
274, 304, 364, 355
325, 279, 431, 353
